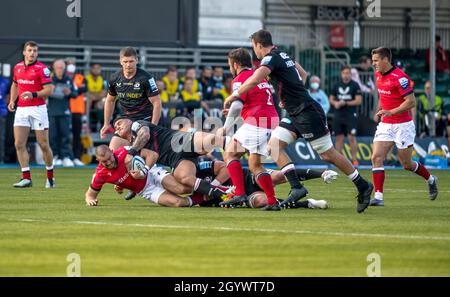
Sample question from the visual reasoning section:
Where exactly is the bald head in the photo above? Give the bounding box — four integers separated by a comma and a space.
95, 145, 111, 157
53, 59, 66, 78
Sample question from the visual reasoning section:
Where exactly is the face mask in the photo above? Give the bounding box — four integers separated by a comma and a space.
67, 64, 76, 73
310, 82, 319, 90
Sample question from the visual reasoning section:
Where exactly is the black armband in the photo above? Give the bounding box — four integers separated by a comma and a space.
127, 147, 139, 156
32, 92, 38, 98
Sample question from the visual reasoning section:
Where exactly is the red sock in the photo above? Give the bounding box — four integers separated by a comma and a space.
256, 172, 277, 205
413, 162, 430, 180
22, 170, 31, 180
190, 192, 204, 205
372, 168, 385, 193
227, 160, 245, 196
47, 169, 54, 180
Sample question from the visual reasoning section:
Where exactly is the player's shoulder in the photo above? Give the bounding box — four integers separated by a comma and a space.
136, 68, 153, 79
14, 61, 24, 68
34, 61, 49, 68
109, 70, 122, 82
391, 67, 410, 78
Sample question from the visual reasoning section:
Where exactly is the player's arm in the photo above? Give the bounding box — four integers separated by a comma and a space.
377, 93, 416, 117
149, 95, 162, 125
131, 125, 150, 152
85, 187, 100, 206
225, 66, 271, 107
22, 84, 54, 101
294, 62, 308, 83
7, 82, 18, 111
221, 100, 243, 135
100, 93, 117, 139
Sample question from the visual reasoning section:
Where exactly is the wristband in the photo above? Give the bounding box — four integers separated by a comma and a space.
32, 92, 38, 98
127, 148, 139, 156
232, 89, 239, 98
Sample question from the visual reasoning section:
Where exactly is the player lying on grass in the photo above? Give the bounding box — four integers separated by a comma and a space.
113, 117, 231, 201
193, 160, 337, 209
85, 145, 230, 207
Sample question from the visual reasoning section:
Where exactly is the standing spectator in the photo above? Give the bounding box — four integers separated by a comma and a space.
0, 65, 11, 164
86, 63, 107, 132
329, 65, 362, 167
417, 80, 445, 137
214, 75, 232, 101
48, 59, 77, 167
8, 41, 55, 188
66, 58, 87, 166
426, 35, 450, 74
199, 65, 214, 100
308, 75, 330, 114
180, 77, 209, 117
162, 66, 180, 99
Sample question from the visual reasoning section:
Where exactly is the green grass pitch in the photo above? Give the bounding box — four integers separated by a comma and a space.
0, 168, 449, 276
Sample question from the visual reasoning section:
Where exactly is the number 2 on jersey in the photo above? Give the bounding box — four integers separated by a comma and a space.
266, 89, 273, 105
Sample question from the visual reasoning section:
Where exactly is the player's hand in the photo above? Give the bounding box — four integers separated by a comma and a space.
372, 113, 380, 123
21, 91, 33, 100
130, 169, 146, 179
8, 101, 15, 112
279, 101, 285, 109
85, 196, 98, 206
223, 96, 234, 109
100, 124, 112, 139
222, 108, 229, 116
114, 185, 124, 194
376, 109, 393, 117
63, 88, 71, 96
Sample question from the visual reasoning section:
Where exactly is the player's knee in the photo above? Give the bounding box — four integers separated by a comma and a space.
401, 161, 415, 171
371, 154, 383, 166
14, 140, 26, 151
310, 135, 333, 155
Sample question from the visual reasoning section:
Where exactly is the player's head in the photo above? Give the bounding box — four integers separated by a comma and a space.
119, 46, 138, 74
113, 117, 133, 139
52, 59, 66, 78
250, 30, 273, 59
340, 65, 352, 83
371, 47, 392, 73
227, 48, 252, 76
23, 41, 38, 64
95, 145, 116, 169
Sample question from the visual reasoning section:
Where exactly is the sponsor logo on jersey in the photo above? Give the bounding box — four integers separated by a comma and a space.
116, 82, 122, 87
134, 82, 140, 89
280, 52, 290, 59
43, 67, 50, 77
148, 78, 158, 91
378, 89, 391, 95
302, 133, 314, 139
261, 56, 272, 65
17, 79, 35, 85
398, 77, 409, 90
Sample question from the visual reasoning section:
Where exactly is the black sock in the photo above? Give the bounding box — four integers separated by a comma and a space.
352, 174, 368, 192
283, 169, 302, 189
295, 200, 309, 208
295, 169, 322, 181
194, 179, 226, 200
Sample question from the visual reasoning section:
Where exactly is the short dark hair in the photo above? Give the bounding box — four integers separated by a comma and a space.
228, 48, 252, 68
167, 66, 177, 73
358, 56, 370, 64
112, 115, 131, 126
341, 65, 351, 72
436, 35, 441, 42
250, 30, 273, 47
371, 47, 392, 62
23, 41, 38, 51
120, 46, 138, 58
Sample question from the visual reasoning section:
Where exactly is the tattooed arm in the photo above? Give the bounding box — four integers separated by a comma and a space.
131, 126, 150, 152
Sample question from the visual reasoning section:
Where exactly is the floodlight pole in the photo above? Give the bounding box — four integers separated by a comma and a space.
429, 0, 436, 137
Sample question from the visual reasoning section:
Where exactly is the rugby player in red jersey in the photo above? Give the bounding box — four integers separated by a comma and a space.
219, 48, 280, 211
370, 47, 438, 206
8, 41, 55, 188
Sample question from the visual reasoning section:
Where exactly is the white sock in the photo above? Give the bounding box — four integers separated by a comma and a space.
374, 191, 384, 200
187, 197, 193, 207
21, 167, 30, 172
46, 165, 54, 171
427, 175, 435, 184
347, 169, 359, 181
211, 179, 221, 186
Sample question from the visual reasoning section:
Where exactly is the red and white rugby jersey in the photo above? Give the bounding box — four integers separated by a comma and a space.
13, 60, 52, 107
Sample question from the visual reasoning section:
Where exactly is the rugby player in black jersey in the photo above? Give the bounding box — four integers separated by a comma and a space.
100, 47, 162, 149
224, 29, 373, 213
114, 117, 231, 201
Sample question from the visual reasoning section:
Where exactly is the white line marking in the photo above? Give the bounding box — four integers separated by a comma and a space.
8, 218, 450, 242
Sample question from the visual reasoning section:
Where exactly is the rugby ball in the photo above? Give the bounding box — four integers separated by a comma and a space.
131, 155, 148, 177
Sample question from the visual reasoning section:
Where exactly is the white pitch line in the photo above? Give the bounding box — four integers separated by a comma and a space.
8, 218, 450, 242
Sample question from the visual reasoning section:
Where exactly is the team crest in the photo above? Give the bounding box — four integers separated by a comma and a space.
134, 82, 140, 88
43, 67, 51, 77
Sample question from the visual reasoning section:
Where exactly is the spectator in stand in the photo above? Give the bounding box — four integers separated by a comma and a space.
66, 57, 87, 166
199, 65, 214, 100
48, 59, 77, 167
212, 75, 232, 101
308, 75, 330, 115
179, 77, 209, 118
161, 66, 180, 99
156, 79, 175, 128
179, 66, 201, 95
417, 80, 445, 137
426, 35, 450, 74
86, 63, 107, 132
0, 65, 11, 164
212, 66, 224, 89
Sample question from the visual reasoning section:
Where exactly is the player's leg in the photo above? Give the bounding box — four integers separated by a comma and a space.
161, 172, 194, 195
248, 191, 328, 210
370, 141, 393, 205
269, 122, 308, 205
335, 134, 345, 156
192, 131, 227, 154
223, 140, 246, 198
13, 126, 32, 187
212, 160, 230, 185
248, 153, 278, 208
35, 129, 55, 188
157, 192, 191, 207
347, 134, 359, 166
270, 168, 338, 185
173, 159, 227, 200
397, 146, 438, 200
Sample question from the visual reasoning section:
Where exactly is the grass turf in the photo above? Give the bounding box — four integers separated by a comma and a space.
0, 168, 449, 276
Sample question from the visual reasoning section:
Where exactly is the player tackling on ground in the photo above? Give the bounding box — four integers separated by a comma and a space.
370, 47, 438, 206
224, 30, 373, 213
